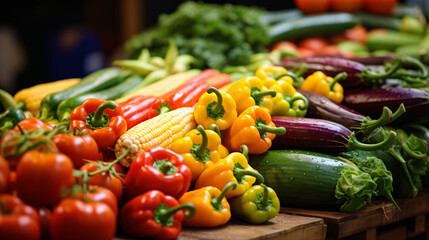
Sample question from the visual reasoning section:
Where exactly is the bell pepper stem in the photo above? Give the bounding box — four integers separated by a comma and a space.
235, 169, 265, 185
210, 124, 221, 137
256, 122, 286, 136
252, 90, 277, 105
211, 182, 237, 211
157, 102, 172, 116
289, 96, 309, 111
87, 146, 131, 177
195, 125, 209, 159
207, 87, 223, 115
156, 202, 196, 226
154, 159, 178, 175
88, 101, 117, 129
261, 183, 269, 207
240, 145, 248, 158
347, 131, 396, 151
329, 72, 347, 92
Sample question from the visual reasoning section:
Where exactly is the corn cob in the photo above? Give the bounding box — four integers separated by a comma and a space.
115, 107, 197, 167
14, 78, 80, 115
115, 70, 199, 103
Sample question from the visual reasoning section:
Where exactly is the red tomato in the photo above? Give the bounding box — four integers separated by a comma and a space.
269, 41, 298, 52
0, 156, 9, 193
296, 48, 316, 58
52, 132, 101, 169
362, 0, 398, 16
16, 151, 74, 208
74, 186, 118, 216
38, 208, 52, 240
299, 37, 329, 53
0, 194, 41, 240
294, 0, 329, 14
318, 45, 342, 55
50, 198, 116, 240
344, 25, 368, 44
330, 0, 362, 12
79, 161, 124, 201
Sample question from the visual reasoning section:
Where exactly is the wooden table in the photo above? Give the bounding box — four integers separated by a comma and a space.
115, 213, 327, 240
281, 192, 429, 240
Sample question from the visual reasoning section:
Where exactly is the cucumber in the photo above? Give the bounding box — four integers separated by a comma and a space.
38, 67, 126, 120
56, 74, 144, 122
268, 13, 358, 44
259, 9, 303, 26
249, 150, 377, 212
366, 30, 423, 51
355, 13, 401, 30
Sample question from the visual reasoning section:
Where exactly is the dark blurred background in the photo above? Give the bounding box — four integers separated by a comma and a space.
0, 0, 424, 94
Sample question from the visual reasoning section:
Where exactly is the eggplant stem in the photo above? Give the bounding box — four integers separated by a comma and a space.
387, 148, 419, 198
360, 106, 393, 135
347, 131, 396, 151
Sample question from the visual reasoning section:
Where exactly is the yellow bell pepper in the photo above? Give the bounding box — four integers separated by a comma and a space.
269, 80, 308, 117
179, 182, 237, 227
194, 145, 265, 199
226, 76, 276, 115
169, 125, 224, 182
209, 124, 229, 159
300, 71, 346, 103
194, 87, 237, 130
255, 64, 288, 88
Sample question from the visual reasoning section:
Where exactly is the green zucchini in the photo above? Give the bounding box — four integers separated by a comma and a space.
355, 13, 401, 30
268, 13, 358, 44
366, 30, 423, 51
249, 150, 377, 212
38, 67, 126, 121
56, 74, 143, 122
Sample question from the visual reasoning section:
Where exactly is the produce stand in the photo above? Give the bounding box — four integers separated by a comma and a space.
281, 191, 429, 240
115, 213, 326, 240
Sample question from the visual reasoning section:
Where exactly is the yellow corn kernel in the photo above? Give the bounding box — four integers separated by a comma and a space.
115, 107, 197, 167
14, 78, 80, 115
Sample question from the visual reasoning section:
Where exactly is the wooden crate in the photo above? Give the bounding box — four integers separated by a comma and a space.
115, 213, 326, 240
280, 192, 429, 240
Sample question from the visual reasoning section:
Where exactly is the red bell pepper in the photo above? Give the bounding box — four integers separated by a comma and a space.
205, 73, 232, 89
70, 98, 127, 152
124, 146, 192, 200
119, 95, 157, 130
119, 190, 195, 239
161, 69, 219, 98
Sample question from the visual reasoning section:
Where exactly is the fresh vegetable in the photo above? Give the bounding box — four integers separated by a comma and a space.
294, 0, 329, 14
366, 30, 423, 51
269, 79, 309, 117
0, 194, 41, 240
51, 198, 116, 240
119, 95, 158, 130
179, 182, 237, 227
125, 2, 269, 70
343, 87, 429, 124
194, 87, 237, 130
250, 150, 377, 212
120, 190, 195, 239
340, 151, 398, 208
56, 74, 143, 122
330, 0, 362, 12
259, 9, 303, 26
271, 116, 396, 154
52, 130, 101, 169
300, 71, 345, 103
268, 13, 358, 44
114, 107, 196, 167
362, 0, 398, 16
0, 107, 27, 139
14, 78, 80, 116
223, 106, 286, 154
0, 156, 9, 193
16, 150, 74, 208
229, 183, 280, 224
226, 76, 276, 115
169, 125, 224, 182
124, 146, 192, 200
69, 99, 127, 152
38, 67, 125, 121
195, 145, 265, 199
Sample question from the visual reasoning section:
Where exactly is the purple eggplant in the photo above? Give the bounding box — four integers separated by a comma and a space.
298, 90, 404, 134
271, 116, 396, 154
344, 87, 429, 124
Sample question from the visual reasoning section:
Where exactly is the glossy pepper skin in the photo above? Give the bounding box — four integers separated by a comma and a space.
300, 71, 346, 103
119, 95, 157, 130
195, 146, 265, 199
194, 87, 237, 130
223, 106, 286, 154
269, 80, 308, 117
179, 182, 237, 227
0, 108, 27, 138
124, 146, 192, 200
230, 184, 280, 224
255, 64, 288, 88
169, 125, 224, 182
227, 76, 276, 115
120, 190, 195, 239
69, 98, 127, 152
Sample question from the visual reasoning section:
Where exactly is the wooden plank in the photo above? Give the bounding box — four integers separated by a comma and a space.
378, 225, 407, 240
281, 192, 429, 239
115, 213, 326, 240
406, 214, 426, 238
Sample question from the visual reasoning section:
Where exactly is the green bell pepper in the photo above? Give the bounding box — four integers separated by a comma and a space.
230, 183, 280, 224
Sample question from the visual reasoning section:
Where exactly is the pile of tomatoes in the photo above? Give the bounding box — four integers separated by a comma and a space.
294, 0, 398, 16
